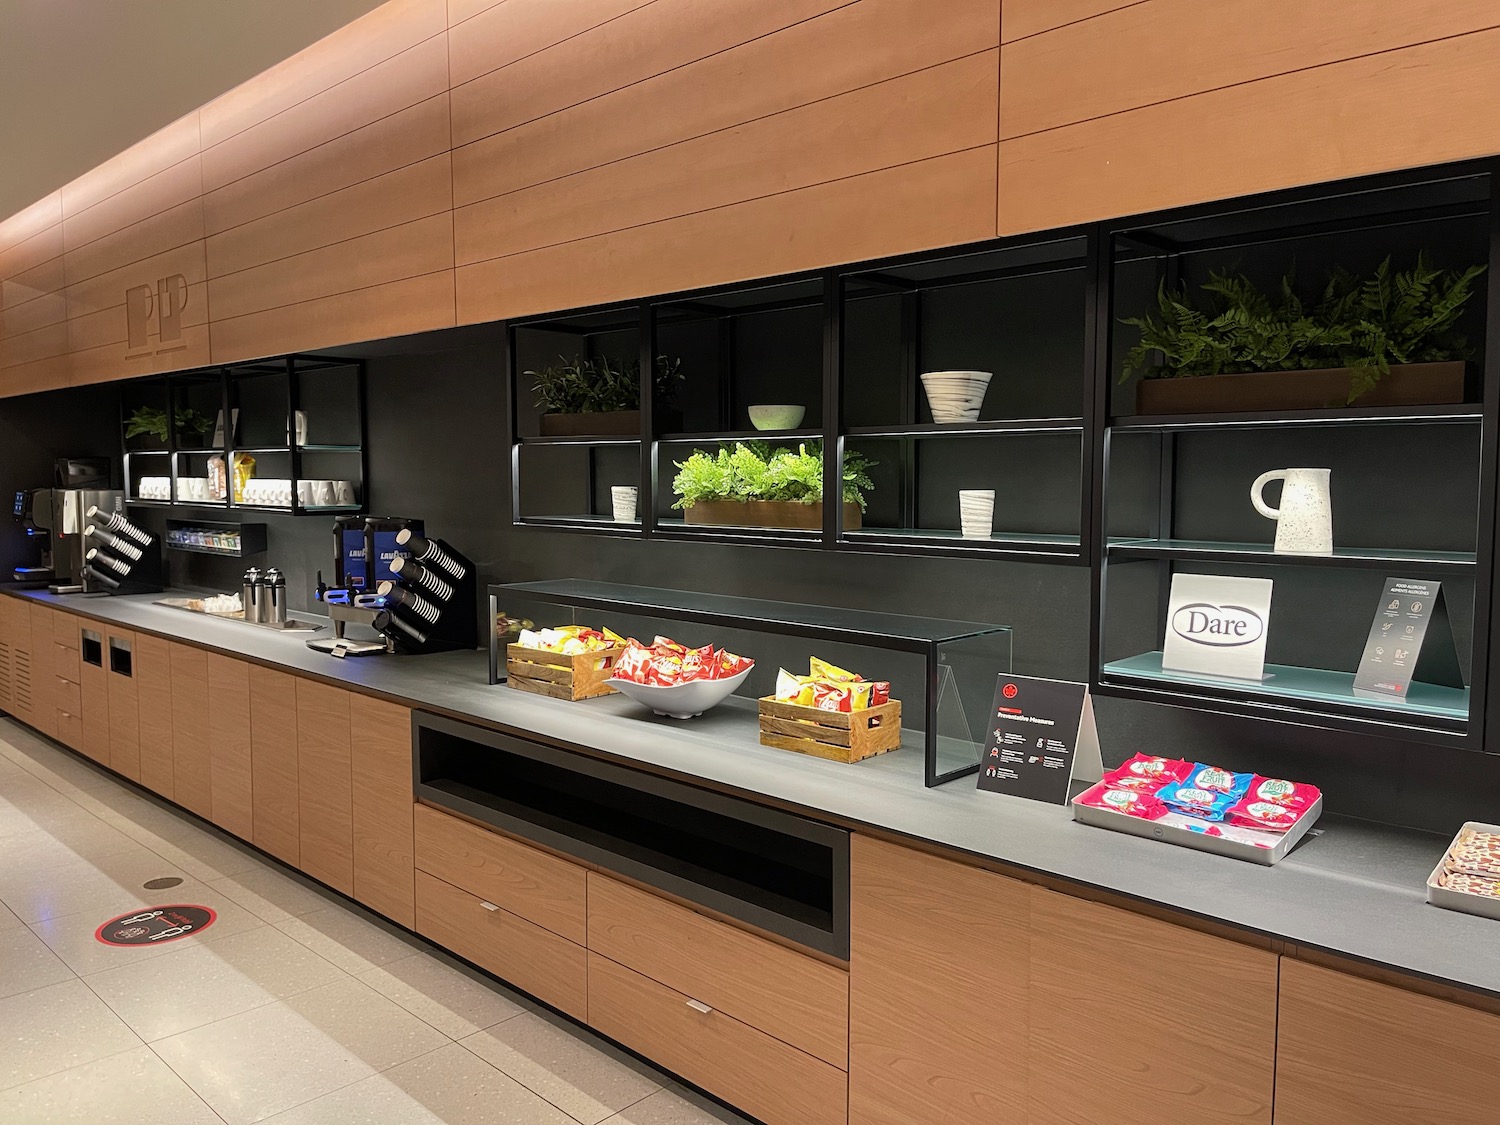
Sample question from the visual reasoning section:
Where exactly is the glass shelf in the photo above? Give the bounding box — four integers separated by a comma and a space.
492, 579, 1013, 786
845, 528, 1081, 554
1102, 650, 1470, 724
518, 435, 641, 447
1110, 403, 1482, 431
1107, 538, 1476, 571
846, 418, 1084, 438
516, 515, 642, 534
659, 429, 823, 443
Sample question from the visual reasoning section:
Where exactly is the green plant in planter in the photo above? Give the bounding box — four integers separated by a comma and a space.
528, 354, 683, 415
124, 406, 213, 444
1121, 253, 1485, 402
672, 441, 876, 510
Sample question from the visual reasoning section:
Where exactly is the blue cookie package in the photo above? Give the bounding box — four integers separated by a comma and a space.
1157, 763, 1254, 821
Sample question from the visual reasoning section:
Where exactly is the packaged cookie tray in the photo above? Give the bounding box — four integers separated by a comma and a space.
1426, 821, 1500, 921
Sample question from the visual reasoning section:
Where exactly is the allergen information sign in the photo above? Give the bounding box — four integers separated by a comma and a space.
976, 674, 1103, 805
1353, 577, 1463, 699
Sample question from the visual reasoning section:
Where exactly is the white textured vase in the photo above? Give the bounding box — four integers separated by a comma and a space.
921, 371, 992, 424
1251, 468, 1332, 555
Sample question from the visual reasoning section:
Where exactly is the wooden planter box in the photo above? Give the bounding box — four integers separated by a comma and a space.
683, 500, 863, 531
506, 644, 620, 701
1134, 361, 1469, 415
757, 696, 901, 763
539, 410, 640, 437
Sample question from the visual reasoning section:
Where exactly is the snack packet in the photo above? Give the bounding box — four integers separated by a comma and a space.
1076, 784, 1169, 820
1182, 763, 1254, 799
1155, 780, 1237, 821
1101, 754, 1192, 793
1242, 776, 1320, 811
1227, 798, 1302, 831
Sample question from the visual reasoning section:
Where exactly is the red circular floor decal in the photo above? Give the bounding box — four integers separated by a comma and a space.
94, 905, 216, 946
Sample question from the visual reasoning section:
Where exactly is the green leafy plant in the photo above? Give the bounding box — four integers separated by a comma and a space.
124, 406, 212, 443
528, 354, 683, 414
672, 441, 876, 511
1121, 253, 1485, 402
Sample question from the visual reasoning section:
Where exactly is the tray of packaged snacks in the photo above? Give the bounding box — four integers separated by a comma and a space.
507, 626, 623, 701
1427, 822, 1500, 920
1071, 754, 1323, 866
759, 657, 900, 764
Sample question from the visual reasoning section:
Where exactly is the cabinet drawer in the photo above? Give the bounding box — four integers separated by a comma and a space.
414, 870, 585, 1020
52, 642, 79, 684
588, 952, 847, 1125
414, 804, 586, 943
54, 676, 81, 716
588, 873, 848, 1067
55, 708, 83, 750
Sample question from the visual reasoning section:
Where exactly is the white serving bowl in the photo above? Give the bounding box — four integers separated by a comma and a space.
748, 404, 805, 431
921, 371, 992, 423
607, 664, 754, 719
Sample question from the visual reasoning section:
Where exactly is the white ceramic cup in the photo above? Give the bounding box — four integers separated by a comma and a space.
333, 480, 356, 505
958, 489, 995, 539
296, 480, 315, 505
611, 485, 639, 522
312, 480, 336, 506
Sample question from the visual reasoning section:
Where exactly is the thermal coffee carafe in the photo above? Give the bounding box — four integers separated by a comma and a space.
81, 506, 163, 594
242, 567, 265, 623
264, 568, 288, 625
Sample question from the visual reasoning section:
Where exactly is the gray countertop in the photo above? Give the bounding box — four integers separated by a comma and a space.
10, 587, 1495, 1000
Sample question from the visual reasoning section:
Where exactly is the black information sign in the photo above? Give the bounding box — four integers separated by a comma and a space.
976, 674, 1100, 805
94, 905, 217, 947
1353, 578, 1463, 700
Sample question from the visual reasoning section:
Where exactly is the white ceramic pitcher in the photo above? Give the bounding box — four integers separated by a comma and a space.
1251, 468, 1332, 555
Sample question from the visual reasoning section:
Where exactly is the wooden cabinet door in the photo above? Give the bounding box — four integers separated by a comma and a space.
1276, 958, 1500, 1125
79, 624, 109, 765
207, 654, 253, 841
26, 604, 55, 738
5, 598, 36, 727
105, 629, 140, 781
351, 694, 414, 927
169, 643, 212, 818
250, 665, 299, 865
849, 835, 1030, 1125
297, 679, 353, 894
135, 634, 174, 799
1028, 888, 1276, 1125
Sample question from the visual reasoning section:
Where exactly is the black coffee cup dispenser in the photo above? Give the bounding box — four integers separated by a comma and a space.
82, 507, 164, 594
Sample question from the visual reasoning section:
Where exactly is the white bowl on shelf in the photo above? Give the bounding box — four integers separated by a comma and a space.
607, 664, 755, 719
748, 405, 805, 431
921, 371, 992, 424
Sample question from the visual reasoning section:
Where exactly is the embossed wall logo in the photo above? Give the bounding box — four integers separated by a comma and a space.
1170, 602, 1265, 647
124, 274, 189, 356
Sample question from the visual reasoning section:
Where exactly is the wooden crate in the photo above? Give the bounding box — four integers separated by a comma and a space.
757, 696, 902, 764
507, 645, 619, 701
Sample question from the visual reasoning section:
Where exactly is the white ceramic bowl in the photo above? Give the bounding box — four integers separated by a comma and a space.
748, 405, 806, 431
607, 664, 754, 719
921, 371, 992, 424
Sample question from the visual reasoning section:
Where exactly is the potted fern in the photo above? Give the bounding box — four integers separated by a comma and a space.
672, 442, 874, 530
528, 354, 682, 436
1122, 254, 1484, 414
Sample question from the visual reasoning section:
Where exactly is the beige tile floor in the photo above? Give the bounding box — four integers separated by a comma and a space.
0, 718, 755, 1125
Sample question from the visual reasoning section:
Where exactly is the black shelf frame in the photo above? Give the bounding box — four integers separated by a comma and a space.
121, 355, 367, 518
1089, 159, 1500, 752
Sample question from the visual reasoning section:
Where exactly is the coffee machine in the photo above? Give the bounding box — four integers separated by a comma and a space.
20, 459, 123, 593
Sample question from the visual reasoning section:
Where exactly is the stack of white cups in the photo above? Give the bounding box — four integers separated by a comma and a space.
959, 489, 995, 539
611, 486, 638, 523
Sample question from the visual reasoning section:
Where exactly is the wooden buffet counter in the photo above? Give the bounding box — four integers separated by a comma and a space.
0, 588, 1496, 1125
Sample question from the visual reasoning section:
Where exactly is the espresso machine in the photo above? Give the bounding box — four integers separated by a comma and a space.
21, 459, 124, 593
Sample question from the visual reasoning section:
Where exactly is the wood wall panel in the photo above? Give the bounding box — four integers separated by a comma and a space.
206, 154, 451, 279
210, 270, 455, 362
456, 52, 997, 265
169, 643, 212, 819
210, 212, 453, 322
199, 0, 446, 150
849, 835, 1028, 1125
1028, 888, 1276, 1125
59, 116, 199, 220
456, 145, 998, 322
999, 28, 1500, 234
447, 0, 656, 93
202, 95, 451, 238
1001, 0, 1500, 140
1275, 958, 1500, 1125
0, 194, 67, 396
453, 0, 999, 207
62, 156, 204, 257
449, 0, 845, 147
207, 653, 255, 841
135, 634, 173, 800
350, 695, 414, 929
446, 0, 507, 28
296, 678, 354, 895
62, 198, 204, 288
201, 34, 449, 193
1002, 0, 1142, 42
